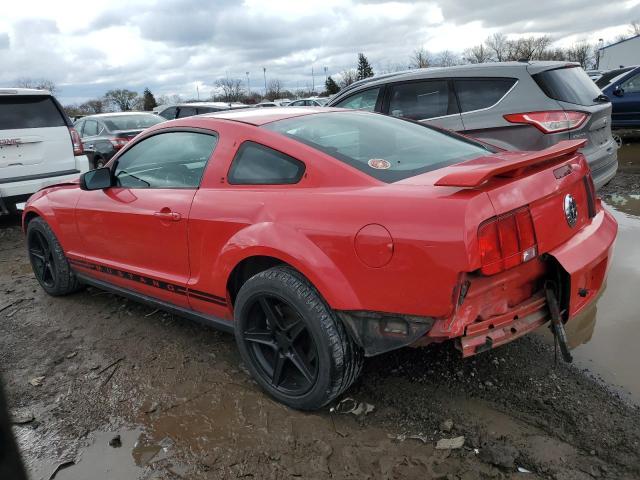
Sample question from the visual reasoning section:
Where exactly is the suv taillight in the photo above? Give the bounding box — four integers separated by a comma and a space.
503, 111, 588, 133
110, 137, 130, 150
478, 207, 538, 275
68, 127, 84, 156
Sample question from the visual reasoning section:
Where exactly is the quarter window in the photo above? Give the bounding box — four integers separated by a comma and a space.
334, 88, 380, 111
177, 106, 197, 118
114, 131, 218, 189
388, 80, 454, 120
454, 78, 516, 112
228, 142, 305, 185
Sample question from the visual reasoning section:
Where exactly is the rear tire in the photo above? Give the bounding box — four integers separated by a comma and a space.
27, 217, 81, 296
234, 266, 363, 410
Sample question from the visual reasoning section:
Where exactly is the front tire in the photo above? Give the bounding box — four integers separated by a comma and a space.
27, 217, 81, 296
234, 267, 363, 410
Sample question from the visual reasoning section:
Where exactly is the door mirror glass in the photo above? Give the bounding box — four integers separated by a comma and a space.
80, 167, 113, 191
613, 86, 624, 97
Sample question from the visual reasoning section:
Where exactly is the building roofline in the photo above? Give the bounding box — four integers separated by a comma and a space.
599, 34, 640, 51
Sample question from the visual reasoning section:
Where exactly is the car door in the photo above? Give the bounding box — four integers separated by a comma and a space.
612, 71, 640, 126
74, 129, 219, 307
382, 79, 464, 131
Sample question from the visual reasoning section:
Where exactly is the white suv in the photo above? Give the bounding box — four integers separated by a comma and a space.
0, 88, 89, 215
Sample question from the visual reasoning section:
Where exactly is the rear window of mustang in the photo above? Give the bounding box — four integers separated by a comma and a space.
263, 111, 489, 182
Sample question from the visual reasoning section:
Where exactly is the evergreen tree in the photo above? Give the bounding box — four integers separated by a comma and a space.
142, 88, 157, 111
356, 53, 374, 80
325, 76, 340, 95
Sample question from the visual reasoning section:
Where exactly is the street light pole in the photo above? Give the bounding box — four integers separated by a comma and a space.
324, 66, 328, 82
596, 38, 604, 70
263, 67, 267, 95
246, 72, 250, 96
312, 66, 315, 93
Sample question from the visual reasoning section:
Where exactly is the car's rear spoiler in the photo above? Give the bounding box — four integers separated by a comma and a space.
434, 139, 587, 188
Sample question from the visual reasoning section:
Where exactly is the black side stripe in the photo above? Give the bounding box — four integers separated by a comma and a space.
69, 259, 226, 306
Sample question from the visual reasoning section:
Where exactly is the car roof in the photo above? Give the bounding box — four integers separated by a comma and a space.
83, 112, 161, 118
0, 87, 51, 96
203, 106, 342, 126
336, 61, 579, 96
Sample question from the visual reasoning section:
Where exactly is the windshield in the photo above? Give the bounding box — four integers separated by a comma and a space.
533, 66, 603, 106
263, 111, 489, 182
595, 67, 635, 88
102, 114, 163, 131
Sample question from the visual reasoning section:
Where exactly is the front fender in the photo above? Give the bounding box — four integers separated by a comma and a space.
213, 222, 362, 310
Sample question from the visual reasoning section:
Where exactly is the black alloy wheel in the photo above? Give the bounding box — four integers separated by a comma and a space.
28, 229, 57, 289
241, 293, 319, 396
234, 266, 363, 410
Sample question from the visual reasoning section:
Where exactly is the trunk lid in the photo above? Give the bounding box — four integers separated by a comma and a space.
432, 139, 596, 256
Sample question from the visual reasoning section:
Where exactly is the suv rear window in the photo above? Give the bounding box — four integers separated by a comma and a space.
264, 111, 488, 183
0, 95, 66, 130
533, 66, 602, 106
454, 78, 516, 112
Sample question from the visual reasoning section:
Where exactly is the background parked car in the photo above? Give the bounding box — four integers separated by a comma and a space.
74, 112, 164, 168
155, 102, 246, 120
596, 65, 640, 128
288, 97, 329, 106
0, 88, 88, 215
327, 61, 618, 189
254, 101, 278, 108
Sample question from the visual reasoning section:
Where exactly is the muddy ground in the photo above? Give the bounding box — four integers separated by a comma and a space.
2, 138, 640, 480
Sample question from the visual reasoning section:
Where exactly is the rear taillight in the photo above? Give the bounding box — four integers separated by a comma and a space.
504, 111, 588, 133
478, 207, 538, 275
68, 127, 84, 156
110, 137, 130, 150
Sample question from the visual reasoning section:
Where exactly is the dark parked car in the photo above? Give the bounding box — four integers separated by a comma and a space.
155, 102, 247, 120
327, 62, 618, 189
74, 112, 164, 168
596, 66, 640, 129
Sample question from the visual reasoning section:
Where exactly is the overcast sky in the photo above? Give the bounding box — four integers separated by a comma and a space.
1, 0, 638, 104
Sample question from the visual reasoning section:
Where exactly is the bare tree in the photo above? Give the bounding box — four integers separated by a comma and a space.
15, 78, 57, 94
463, 44, 493, 64
629, 20, 640, 36
434, 50, 459, 67
409, 48, 432, 69
338, 69, 358, 88
265, 79, 282, 100
104, 89, 139, 111
214, 78, 245, 103
81, 99, 105, 114
565, 41, 593, 69
485, 33, 509, 62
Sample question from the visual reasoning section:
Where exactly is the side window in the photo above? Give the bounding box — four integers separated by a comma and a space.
83, 119, 99, 137
620, 74, 640, 94
388, 80, 453, 120
177, 106, 197, 118
228, 142, 305, 185
334, 88, 380, 111
114, 131, 218, 189
159, 107, 177, 120
454, 78, 517, 112
196, 107, 216, 114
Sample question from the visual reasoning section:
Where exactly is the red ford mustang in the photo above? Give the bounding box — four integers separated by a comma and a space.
23, 108, 617, 410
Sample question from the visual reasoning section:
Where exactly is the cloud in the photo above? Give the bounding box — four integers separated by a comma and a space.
0, 0, 636, 103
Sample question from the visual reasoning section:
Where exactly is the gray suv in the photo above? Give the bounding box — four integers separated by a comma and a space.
327, 62, 617, 189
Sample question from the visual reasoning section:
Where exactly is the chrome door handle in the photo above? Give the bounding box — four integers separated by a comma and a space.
153, 211, 181, 221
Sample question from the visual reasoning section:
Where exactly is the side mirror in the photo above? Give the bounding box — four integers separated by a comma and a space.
80, 167, 113, 191
613, 86, 624, 97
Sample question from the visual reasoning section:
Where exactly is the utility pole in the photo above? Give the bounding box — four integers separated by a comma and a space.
263, 67, 267, 95
312, 66, 315, 93
246, 72, 250, 96
324, 66, 328, 82
196, 82, 200, 101
596, 38, 604, 70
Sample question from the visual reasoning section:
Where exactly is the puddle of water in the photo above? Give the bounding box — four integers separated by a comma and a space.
539, 199, 640, 404
617, 140, 640, 174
